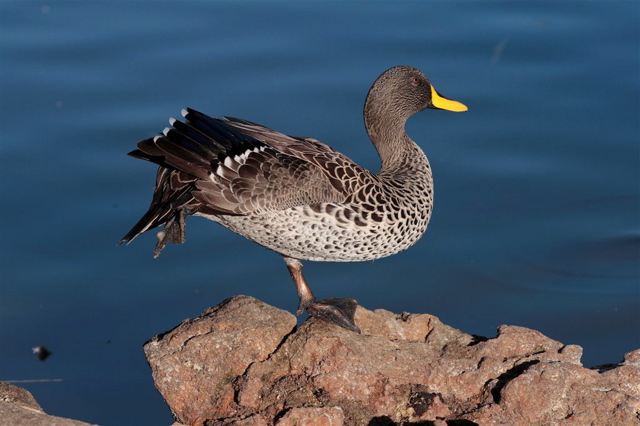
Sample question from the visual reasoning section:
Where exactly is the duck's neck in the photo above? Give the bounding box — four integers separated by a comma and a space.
364, 99, 426, 175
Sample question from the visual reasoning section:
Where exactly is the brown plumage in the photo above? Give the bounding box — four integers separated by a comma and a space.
121, 65, 467, 331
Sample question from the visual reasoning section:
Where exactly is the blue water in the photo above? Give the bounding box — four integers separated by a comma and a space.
1, 2, 638, 425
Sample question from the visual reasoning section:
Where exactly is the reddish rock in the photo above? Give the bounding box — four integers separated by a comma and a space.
143, 296, 297, 425
276, 407, 345, 426
144, 296, 640, 425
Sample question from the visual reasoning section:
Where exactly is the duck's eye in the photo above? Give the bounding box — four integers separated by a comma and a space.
412, 76, 420, 86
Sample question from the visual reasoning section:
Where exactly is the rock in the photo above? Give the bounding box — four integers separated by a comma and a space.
276, 407, 345, 426
0, 382, 42, 410
0, 382, 96, 426
145, 296, 640, 425
143, 295, 297, 425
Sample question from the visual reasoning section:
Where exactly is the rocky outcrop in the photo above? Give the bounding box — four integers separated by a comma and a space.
144, 295, 640, 425
0, 382, 96, 426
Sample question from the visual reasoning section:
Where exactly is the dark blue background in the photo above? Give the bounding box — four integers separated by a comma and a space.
1, 2, 638, 425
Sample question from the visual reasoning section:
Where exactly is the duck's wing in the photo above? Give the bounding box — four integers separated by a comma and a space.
223, 115, 340, 158
130, 108, 371, 219
223, 115, 376, 195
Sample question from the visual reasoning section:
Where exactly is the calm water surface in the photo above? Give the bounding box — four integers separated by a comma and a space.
1, 2, 638, 425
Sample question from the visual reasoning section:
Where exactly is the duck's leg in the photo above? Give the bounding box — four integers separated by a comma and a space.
153, 207, 190, 258
284, 257, 360, 333
284, 257, 316, 314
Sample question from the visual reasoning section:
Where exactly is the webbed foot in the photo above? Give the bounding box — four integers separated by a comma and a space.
306, 298, 361, 333
284, 257, 361, 333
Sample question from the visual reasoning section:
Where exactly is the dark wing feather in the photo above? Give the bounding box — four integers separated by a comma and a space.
223, 116, 340, 158
121, 108, 361, 250
223, 115, 379, 194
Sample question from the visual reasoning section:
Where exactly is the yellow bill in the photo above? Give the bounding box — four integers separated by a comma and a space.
430, 86, 468, 112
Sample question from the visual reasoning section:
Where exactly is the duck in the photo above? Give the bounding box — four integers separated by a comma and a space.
120, 65, 467, 333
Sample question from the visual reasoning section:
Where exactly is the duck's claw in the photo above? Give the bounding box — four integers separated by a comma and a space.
306, 298, 361, 333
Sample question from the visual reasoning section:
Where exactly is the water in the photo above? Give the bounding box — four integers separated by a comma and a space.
1, 2, 638, 425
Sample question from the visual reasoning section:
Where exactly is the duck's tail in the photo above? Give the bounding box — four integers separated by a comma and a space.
119, 162, 198, 257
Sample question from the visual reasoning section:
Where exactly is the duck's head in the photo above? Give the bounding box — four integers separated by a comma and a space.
365, 65, 467, 126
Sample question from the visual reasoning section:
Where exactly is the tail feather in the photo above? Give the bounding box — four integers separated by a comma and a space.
118, 197, 171, 245
119, 167, 198, 257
